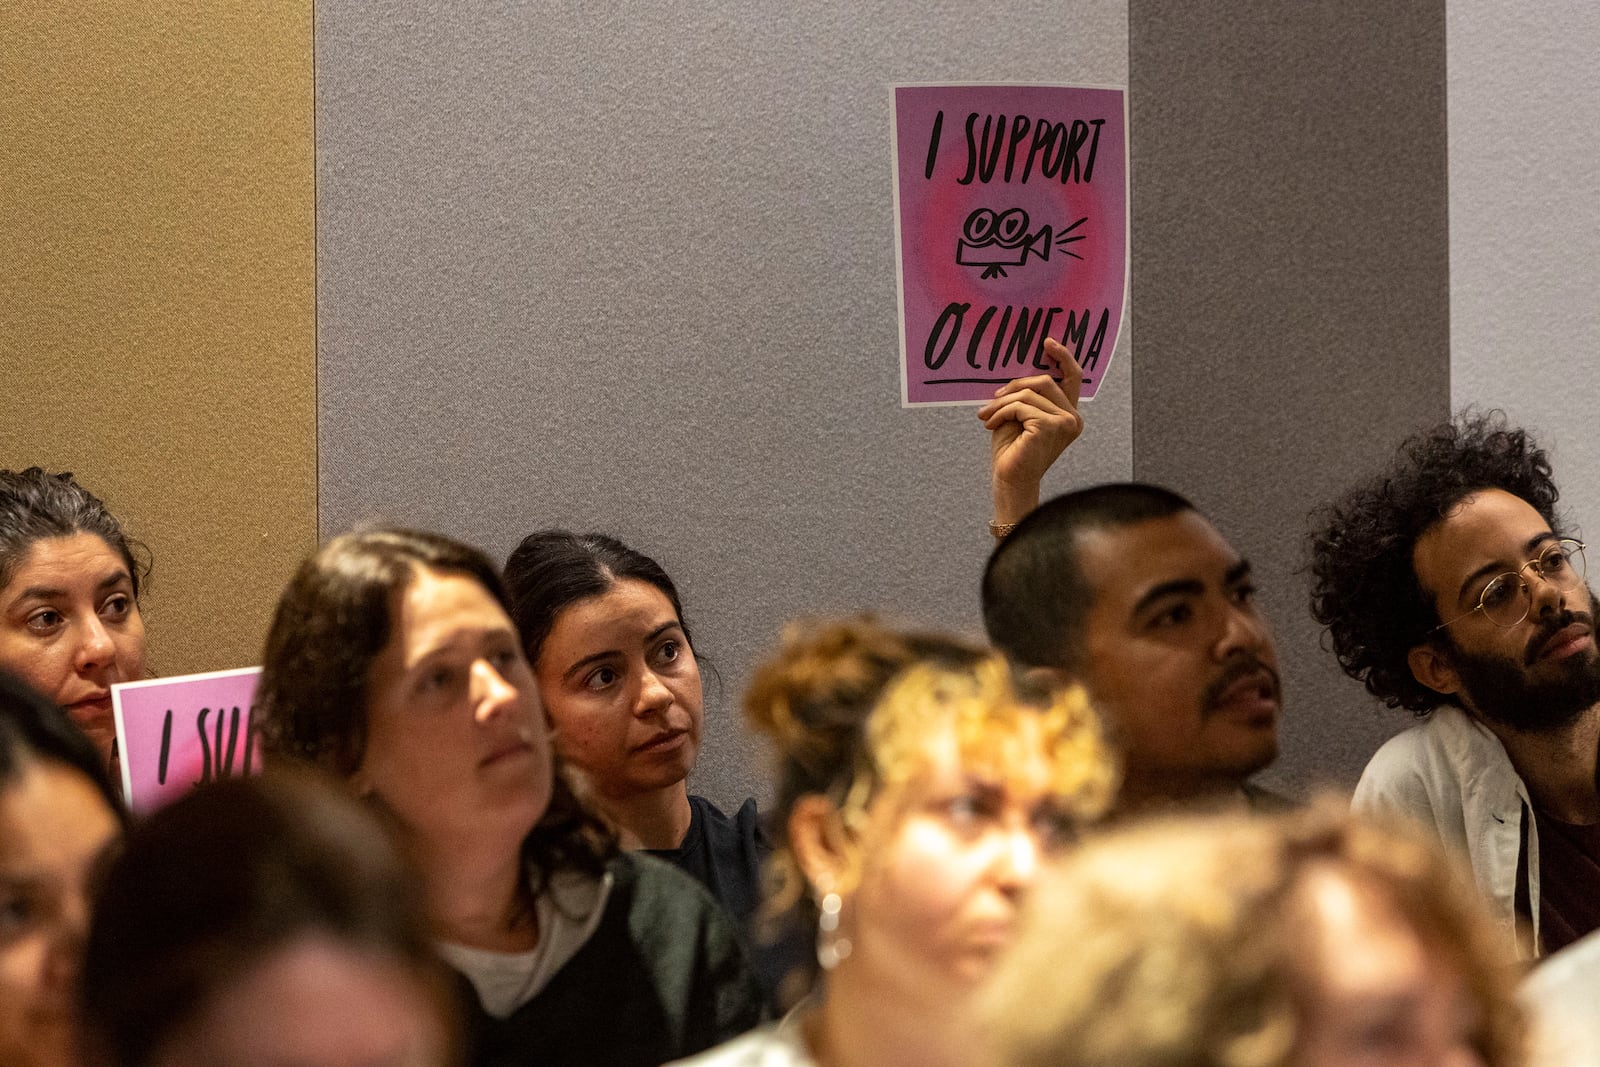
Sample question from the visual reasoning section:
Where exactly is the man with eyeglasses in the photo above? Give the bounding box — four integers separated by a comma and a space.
1310, 414, 1600, 956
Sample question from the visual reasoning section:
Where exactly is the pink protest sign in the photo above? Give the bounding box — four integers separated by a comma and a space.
892, 84, 1128, 406
112, 667, 262, 814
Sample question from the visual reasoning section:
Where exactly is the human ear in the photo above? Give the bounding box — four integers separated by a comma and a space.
1407, 642, 1462, 697
787, 794, 852, 894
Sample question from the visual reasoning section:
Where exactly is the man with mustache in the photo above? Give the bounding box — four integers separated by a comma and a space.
1310, 414, 1600, 956
981, 482, 1284, 814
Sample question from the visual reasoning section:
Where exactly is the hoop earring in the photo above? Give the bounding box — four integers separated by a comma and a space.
816, 888, 853, 970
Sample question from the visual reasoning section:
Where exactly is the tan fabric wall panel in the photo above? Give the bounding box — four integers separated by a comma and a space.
0, 3, 316, 677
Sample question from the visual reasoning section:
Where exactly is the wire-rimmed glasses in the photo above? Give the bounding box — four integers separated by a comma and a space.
1430, 539, 1588, 633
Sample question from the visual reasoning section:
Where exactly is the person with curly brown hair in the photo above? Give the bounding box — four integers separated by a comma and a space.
1309, 413, 1600, 957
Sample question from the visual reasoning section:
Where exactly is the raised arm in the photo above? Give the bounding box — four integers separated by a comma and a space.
977, 337, 1085, 534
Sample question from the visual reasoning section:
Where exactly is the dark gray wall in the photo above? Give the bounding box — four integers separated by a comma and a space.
315, 1, 1133, 809
1129, 0, 1452, 796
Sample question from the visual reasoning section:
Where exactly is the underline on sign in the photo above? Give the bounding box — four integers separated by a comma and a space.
925, 377, 1092, 385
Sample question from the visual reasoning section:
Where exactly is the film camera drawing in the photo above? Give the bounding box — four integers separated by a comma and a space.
956, 207, 1087, 280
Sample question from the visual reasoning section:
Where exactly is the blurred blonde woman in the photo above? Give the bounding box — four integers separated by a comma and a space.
979, 804, 1526, 1067
676, 618, 1116, 1067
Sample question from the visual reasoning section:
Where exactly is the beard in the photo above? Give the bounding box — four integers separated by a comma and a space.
1444, 594, 1600, 733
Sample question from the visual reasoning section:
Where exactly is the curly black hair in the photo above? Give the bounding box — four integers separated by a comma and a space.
1308, 413, 1563, 714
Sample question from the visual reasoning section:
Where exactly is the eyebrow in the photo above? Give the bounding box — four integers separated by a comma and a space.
409, 624, 518, 670
1343, 992, 1428, 1018
1130, 578, 1204, 618
9, 570, 132, 605
560, 621, 682, 682
1129, 559, 1252, 618
1454, 533, 1559, 604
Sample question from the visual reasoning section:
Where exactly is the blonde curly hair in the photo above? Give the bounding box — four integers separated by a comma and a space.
743, 617, 1117, 997
979, 803, 1525, 1067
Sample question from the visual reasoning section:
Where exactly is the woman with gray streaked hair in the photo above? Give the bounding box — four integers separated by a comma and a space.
0, 468, 148, 764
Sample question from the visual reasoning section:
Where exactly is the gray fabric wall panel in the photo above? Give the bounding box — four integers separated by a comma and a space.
1449, 2, 1600, 534
316, 2, 1132, 809
1129, 1, 1452, 796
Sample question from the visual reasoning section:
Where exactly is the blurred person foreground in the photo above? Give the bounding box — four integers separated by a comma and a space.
676, 618, 1116, 1067
79, 771, 456, 1067
979, 803, 1525, 1067
0, 670, 122, 1067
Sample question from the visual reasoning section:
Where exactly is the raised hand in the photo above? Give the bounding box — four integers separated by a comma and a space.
977, 338, 1085, 527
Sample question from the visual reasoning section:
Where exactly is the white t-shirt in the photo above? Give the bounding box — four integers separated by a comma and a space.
669, 1009, 813, 1067
438, 868, 614, 1019
1522, 927, 1600, 1067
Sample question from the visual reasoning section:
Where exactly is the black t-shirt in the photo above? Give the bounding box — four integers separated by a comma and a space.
646, 795, 812, 1013
1533, 806, 1600, 955
647, 796, 767, 921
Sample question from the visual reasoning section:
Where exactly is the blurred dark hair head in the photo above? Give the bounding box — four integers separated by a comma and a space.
0, 669, 122, 816
80, 771, 456, 1067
